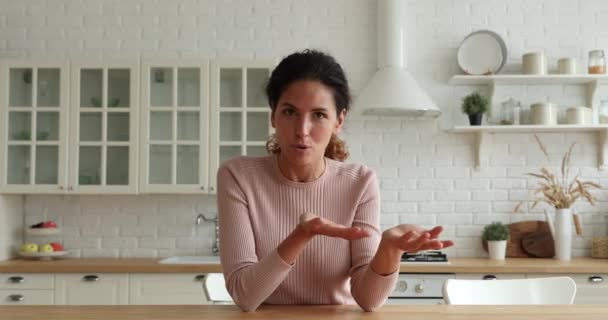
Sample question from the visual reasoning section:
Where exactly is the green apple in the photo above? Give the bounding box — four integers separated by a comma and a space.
21, 243, 38, 253
39, 244, 54, 253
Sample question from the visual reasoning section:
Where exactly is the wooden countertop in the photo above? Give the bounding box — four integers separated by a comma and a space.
1, 305, 606, 320
0, 257, 606, 273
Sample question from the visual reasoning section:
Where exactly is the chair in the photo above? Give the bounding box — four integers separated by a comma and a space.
443, 277, 576, 305
202, 273, 233, 304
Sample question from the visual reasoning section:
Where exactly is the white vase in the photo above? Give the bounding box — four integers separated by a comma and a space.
488, 240, 507, 260
554, 208, 573, 261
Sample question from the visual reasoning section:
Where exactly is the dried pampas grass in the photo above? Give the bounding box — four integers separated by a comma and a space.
513, 134, 601, 212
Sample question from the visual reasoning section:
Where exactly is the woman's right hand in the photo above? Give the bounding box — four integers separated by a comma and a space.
298, 213, 370, 240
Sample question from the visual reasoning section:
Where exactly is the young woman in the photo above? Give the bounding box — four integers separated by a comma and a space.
217, 50, 453, 312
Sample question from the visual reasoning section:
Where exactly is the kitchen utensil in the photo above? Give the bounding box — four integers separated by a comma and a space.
523, 52, 547, 74
531, 102, 558, 125
521, 231, 555, 258
457, 30, 507, 75
482, 220, 552, 257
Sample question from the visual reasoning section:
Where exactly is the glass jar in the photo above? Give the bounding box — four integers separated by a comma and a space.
500, 98, 522, 125
600, 99, 608, 124
588, 50, 606, 74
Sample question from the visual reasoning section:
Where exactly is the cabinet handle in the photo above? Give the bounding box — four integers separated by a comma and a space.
201, 186, 205, 190
482, 275, 497, 280
194, 274, 206, 282
8, 276, 24, 284
83, 275, 99, 282
8, 294, 24, 302
68, 186, 73, 191
589, 276, 604, 283
59, 186, 64, 190
209, 187, 214, 191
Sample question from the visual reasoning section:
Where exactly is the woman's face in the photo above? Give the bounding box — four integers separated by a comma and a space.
271, 80, 345, 167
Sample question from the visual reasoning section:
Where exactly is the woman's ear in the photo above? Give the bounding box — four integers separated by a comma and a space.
334, 109, 346, 134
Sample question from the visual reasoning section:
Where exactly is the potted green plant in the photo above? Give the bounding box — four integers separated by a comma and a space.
462, 92, 489, 125
482, 222, 509, 260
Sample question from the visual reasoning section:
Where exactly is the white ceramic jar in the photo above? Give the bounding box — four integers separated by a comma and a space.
558, 57, 577, 74
531, 102, 558, 125
523, 52, 547, 74
566, 106, 593, 124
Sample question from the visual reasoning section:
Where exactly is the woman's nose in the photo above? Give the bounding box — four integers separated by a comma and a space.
295, 116, 312, 137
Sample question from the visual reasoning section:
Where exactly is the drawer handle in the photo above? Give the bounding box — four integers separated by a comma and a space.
83, 275, 100, 282
194, 275, 206, 282
8, 294, 24, 302
482, 275, 497, 280
589, 276, 604, 283
8, 276, 24, 284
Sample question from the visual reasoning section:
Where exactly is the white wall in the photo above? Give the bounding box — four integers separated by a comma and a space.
0, 196, 23, 260
3, 0, 607, 258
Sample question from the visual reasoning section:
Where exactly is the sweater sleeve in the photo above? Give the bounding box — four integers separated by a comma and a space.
217, 163, 294, 312
348, 169, 398, 312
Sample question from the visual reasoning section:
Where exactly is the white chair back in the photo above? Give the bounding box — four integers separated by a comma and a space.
443, 277, 576, 305
203, 273, 233, 303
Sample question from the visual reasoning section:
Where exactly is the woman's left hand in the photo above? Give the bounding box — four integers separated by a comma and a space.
381, 224, 454, 254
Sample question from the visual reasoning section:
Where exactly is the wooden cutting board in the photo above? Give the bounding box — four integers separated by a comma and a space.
482, 220, 554, 258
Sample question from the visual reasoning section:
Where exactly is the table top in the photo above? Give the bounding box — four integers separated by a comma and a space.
0, 257, 606, 274
0, 305, 606, 320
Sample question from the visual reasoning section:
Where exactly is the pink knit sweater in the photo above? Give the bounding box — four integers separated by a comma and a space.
217, 155, 398, 312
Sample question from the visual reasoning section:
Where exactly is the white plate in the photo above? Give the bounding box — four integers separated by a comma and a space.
457, 30, 507, 75
25, 228, 61, 236
18, 251, 68, 260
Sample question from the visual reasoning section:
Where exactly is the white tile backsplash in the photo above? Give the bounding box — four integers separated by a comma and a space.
0, 0, 604, 258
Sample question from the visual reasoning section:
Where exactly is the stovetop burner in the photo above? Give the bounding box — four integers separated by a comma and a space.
401, 251, 448, 263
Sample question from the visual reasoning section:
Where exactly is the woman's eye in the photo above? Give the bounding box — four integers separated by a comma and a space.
282, 109, 295, 116
314, 112, 327, 119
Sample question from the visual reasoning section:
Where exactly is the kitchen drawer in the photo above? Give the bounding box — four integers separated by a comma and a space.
0, 289, 54, 305
129, 273, 208, 305
0, 274, 54, 289
527, 273, 608, 305
55, 274, 129, 305
455, 273, 526, 280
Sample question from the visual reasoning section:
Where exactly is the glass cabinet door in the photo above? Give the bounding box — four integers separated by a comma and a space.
70, 62, 138, 193
2, 63, 67, 193
210, 62, 274, 192
141, 61, 209, 193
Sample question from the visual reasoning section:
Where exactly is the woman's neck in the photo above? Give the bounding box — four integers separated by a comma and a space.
277, 154, 326, 183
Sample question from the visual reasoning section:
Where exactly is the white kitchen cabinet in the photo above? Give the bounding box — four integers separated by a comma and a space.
69, 60, 139, 194
129, 273, 208, 305
0, 61, 69, 194
0, 273, 55, 305
208, 60, 275, 192
527, 273, 608, 305
455, 273, 526, 280
0, 289, 54, 305
139, 60, 210, 193
54, 273, 129, 305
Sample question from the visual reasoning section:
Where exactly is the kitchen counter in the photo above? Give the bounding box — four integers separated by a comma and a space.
0, 305, 606, 320
0, 257, 606, 273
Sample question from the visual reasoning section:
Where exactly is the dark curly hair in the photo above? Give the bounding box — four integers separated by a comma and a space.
265, 49, 350, 161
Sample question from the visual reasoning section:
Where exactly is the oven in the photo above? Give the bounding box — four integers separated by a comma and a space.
386, 273, 455, 305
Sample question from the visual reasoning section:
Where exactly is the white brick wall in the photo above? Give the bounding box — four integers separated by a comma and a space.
3, 0, 606, 258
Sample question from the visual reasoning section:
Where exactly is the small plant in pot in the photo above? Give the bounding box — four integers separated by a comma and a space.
462, 92, 489, 126
482, 222, 509, 260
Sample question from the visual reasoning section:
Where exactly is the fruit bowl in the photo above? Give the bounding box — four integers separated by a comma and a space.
25, 228, 61, 236
18, 251, 68, 261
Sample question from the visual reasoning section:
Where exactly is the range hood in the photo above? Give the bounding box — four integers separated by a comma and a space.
355, 0, 441, 118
